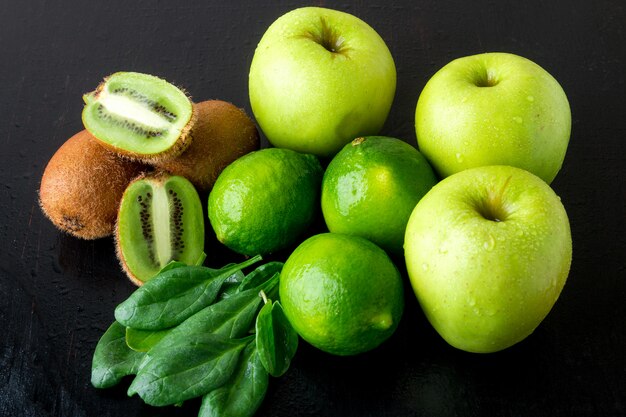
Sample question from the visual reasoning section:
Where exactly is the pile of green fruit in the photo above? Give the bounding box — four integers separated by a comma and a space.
39, 5, 573, 417
242, 7, 571, 356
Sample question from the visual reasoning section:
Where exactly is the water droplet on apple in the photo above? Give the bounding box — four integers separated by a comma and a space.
468, 297, 476, 307
455, 153, 464, 163
438, 246, 448, 254
526, 95, 535, 102
483, 235, 495, 251
421, 263, 429, 271
485, 308, 497, 317
513, 116, 523, 124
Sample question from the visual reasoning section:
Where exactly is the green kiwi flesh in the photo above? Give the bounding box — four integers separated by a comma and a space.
82, 72, 194, 161
116, 173, 205, 285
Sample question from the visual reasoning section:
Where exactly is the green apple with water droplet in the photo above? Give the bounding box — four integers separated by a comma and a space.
249, 7, 396, 157
404, 165, 572, 353
415, 52, 571, 184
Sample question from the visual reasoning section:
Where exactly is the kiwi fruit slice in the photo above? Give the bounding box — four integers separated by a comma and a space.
39, 130, 145, 239
116, 173, 205, 285
154, 100, 260, 192
82, 72, 195, 162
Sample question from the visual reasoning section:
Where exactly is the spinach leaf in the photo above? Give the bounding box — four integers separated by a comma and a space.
237, 262, 283, 293
145, 253, 206, 283
255, 300, 298, 377
171, 274, 279, 340
137, 273, 280, 371
158, 260, 187, 274
115, 255, 262, 330
128, 334, 252, 407
219, 269, 246, 299
199, 341, 268, 417
219, 261, 281, 300
125, 327, 171, 352
91, 321, 145, 388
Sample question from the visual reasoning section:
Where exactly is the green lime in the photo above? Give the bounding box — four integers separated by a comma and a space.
321, 136, 438, 255
208, 148, 323, 256
279, 233, 404, 356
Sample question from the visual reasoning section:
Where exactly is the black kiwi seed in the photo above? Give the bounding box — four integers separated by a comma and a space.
96, 104, 166, 139
168, 190, 185, 259
138, 191, 158, 267
111, 87, 178, 122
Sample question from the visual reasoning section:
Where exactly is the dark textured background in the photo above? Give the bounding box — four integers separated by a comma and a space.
1, 1, 625, 416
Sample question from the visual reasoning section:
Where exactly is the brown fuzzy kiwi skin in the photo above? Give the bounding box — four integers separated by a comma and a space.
39, 130, 146, 240
83, 75, 197, 164
154, 100, 260, 192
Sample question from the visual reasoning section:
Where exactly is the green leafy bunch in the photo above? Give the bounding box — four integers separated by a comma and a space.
91, 256, 298, 417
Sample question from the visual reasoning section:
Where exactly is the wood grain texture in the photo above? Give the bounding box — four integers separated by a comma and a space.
1, 0, 625, 416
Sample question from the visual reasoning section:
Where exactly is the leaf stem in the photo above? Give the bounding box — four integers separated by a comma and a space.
259, 290, 268, 305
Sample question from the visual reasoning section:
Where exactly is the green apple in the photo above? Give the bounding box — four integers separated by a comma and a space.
404, 165, 572, 353
415, 52, 571, 184
249, 7, 396, 158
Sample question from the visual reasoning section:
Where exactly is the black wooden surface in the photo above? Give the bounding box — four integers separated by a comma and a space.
1, 1, 625, 416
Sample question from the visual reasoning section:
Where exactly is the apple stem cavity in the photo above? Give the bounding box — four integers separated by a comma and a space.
305, 17, 347, 55
477, 175, 512, 222
475, 68, 499, 87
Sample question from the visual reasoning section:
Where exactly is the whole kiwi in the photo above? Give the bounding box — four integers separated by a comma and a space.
39, 130, 146, 239
154, 100, 260, 192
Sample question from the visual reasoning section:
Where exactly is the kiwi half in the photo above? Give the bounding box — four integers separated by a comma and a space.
82, 72, 195, 162
116, 173, 205, 285
39, 130, 145, 239
154, 100, 260, 192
